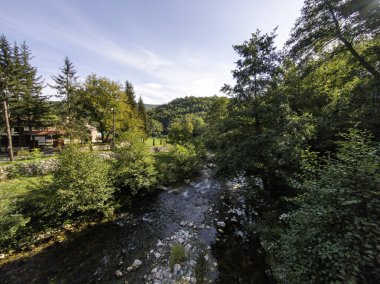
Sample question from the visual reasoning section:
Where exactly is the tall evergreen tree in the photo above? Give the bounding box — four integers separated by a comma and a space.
137, 96, 148, 134
51, 56, 78, 117
0, 35, 16, 160
124, 80, 137, 110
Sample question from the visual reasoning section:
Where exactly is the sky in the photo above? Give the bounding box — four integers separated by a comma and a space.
1, 0, 305, 104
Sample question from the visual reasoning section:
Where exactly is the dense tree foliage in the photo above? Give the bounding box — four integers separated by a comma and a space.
148, 96, 224, 131
273, 130, 380, 283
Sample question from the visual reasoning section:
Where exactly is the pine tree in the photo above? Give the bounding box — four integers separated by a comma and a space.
137, 96, 148, 134
124, 81, 137, 110
51, 56, 78, 117
0, 35, 16, 161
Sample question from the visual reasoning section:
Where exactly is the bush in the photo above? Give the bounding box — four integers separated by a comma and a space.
160, 143, 202, 183
0, 201, 30, 251
169, 244, 187, 271
113, 137, 158, 195
48, 145, 114, 221
274, 129, 380, 283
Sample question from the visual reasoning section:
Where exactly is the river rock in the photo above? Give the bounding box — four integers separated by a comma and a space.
185, 244, 192, 251
173, 264, 181, 276
155, 252, 161, 259
178, 237, 184, 244
157, 185, 168, 191
204, 254, 209, 261
191, 277, 196, 283
218, 229, 224, 234
0, 254, 5, 259
189, 259, 196, 267
133, 259, 142, 267
115, 270, 123, 278
217, 221, 226, 227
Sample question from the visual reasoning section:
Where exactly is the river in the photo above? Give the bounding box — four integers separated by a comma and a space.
0, 168, 273, 283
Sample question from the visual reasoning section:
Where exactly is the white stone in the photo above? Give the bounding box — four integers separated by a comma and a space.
185, 244, 192, 251
191, 277, 197, 283
217, 221, 226, 227
204, 254, 209, 261
155, 252, 161, 259
132, 259, 142, 267
173, 264, 181, 276
178, 237, 184, 244
115, 270, 123, 278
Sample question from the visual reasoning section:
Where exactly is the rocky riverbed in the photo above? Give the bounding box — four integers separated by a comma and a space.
0, 167, 273, 283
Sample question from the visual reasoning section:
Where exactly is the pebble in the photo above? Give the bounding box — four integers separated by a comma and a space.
155, 252, 161, 259
217, 221, 226, 227
115, 270, 123, 278
178, 237, 184, 244
173, 264, 181, 276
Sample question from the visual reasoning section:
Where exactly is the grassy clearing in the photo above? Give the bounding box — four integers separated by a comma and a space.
0, 175, 52, 214
144, 137, 169, 147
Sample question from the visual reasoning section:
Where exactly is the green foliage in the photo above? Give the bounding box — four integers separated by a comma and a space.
216, 29, 314, 197
0, 201, 30, 251
160, 143, 202, 183
169, 244, 187, 271
273, 130, 380, 283
194, 249, 208, 284
168, 114, 206, 144
113, 133, 158, 195
287, 0, 380, 80
148, 96, 225, 131
48, 145, 114, 221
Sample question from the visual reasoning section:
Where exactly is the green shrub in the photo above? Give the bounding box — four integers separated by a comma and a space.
0, 201, 30, 251
16, 149, 31, 160
113, 137, 158, 195
169, 244, 187, 271
274, 129, 380, 283
48, 145, 114, 221
160, 143, 202, 183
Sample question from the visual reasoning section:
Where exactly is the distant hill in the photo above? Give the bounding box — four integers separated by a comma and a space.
144, 104, 160, 111
148, 95, 227, 129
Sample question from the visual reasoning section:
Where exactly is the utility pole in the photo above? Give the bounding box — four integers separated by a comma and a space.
111, 108, 115, 150
3, 99, 14, 161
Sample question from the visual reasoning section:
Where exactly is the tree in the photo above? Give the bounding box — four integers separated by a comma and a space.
11, 42, 47, 147
0, 35, 16, 161
137, 96, 148, 134
287, 0, 380, 80
217, 30, 314, 198
124, 80, 137, 110
51, 56, 78, 117
82, 74, 134, 142
275, 130, 380, 283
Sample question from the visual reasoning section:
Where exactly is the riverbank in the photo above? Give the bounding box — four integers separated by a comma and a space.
0, 168, 273, 283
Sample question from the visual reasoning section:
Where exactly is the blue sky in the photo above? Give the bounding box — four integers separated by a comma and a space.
1, 0, 304, 104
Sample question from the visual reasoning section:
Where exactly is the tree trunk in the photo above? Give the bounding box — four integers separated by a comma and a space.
3, 100, 14, 161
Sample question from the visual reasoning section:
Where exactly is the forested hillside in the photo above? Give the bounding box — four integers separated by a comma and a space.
148, 96, 226, 130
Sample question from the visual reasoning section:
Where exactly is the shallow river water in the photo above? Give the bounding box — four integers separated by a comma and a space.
0, 168, 273, 283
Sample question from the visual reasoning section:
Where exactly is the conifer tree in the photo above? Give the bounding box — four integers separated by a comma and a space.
137, 96, 148, 134
0, 35, 16, 160
51, 56, 78, 117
